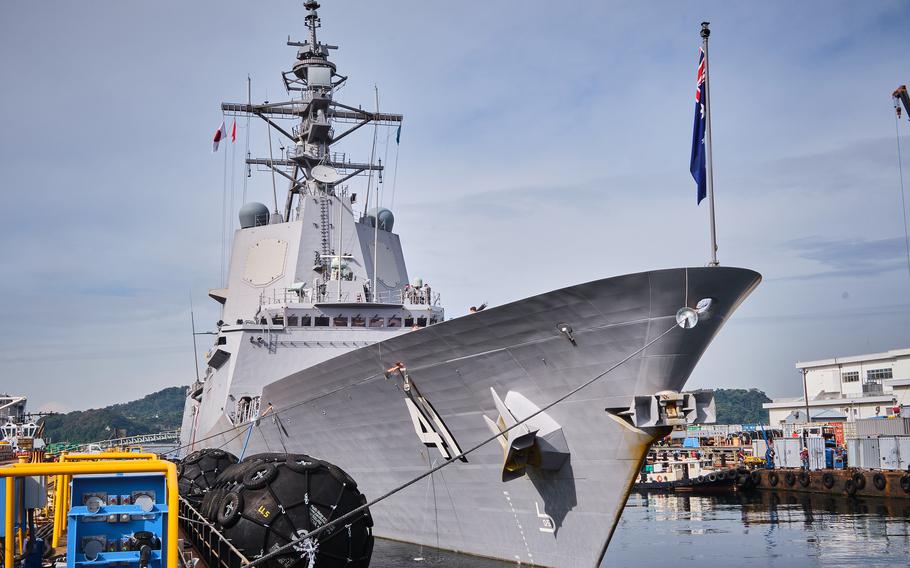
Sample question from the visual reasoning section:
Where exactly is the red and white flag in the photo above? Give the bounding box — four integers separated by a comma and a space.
212, 120, 227, 152
231, 119, 237, 143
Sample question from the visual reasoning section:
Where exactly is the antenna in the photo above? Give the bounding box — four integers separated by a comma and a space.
369, 85, 381, 301
189, 292, 200, 382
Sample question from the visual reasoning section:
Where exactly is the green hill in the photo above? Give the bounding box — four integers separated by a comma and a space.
40, 386, 186, 444
714, 388, 771, 424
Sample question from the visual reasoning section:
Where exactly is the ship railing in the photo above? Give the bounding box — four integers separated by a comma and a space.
258, 286, 441, 308
179, 496, 250, 568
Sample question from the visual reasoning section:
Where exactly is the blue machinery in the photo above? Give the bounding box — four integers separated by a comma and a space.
1, 460, 177, 568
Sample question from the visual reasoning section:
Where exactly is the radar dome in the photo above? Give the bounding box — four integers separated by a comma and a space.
239, 202, 270, 229
367, 208, 395, 232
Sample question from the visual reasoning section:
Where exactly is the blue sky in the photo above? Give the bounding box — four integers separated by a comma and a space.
1, 1, 909, 412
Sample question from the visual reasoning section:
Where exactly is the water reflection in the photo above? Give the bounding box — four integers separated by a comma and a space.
606, 492, 910, 567
371, 493, 910, 567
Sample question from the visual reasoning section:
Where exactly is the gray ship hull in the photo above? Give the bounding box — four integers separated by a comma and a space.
188, 266, 760, 567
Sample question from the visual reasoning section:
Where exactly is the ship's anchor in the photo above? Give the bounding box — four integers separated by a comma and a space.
483, 388, 570, 482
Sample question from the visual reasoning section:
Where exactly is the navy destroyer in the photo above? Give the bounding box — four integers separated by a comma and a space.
180, 3, 761, 566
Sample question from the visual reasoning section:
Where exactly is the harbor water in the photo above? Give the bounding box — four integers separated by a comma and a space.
371, 491, 910, 567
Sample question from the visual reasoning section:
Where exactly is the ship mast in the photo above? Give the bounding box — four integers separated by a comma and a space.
220, 0, 403, 240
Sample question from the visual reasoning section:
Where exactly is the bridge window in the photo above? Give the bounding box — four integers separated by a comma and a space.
404, 317, 414, 327
352, 315, 366, 327
300, 315, 311, 326
388, 315, 402, 328
333, 316, 349, 327
315, 316, 330, 327
417, 317, 427, 327
369, 315, 384, 327
272, 316, 284, 326
430, 317, 438, 325
287, 315, 299, 327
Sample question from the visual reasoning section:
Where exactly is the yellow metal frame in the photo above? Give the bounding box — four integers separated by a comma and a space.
2, 459, 177, 568
53, 453, 160, 546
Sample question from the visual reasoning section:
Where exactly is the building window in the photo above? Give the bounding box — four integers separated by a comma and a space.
842, 371, 859, 383
866, 368, 893, 382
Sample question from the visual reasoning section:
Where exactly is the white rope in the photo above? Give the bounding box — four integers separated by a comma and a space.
895, 110, 910, 280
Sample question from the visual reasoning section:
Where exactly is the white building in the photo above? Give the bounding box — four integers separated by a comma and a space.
763, 348, 910, 425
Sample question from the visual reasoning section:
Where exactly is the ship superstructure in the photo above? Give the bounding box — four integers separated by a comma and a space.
181, 4, 761, 566
183, 1, 441, 443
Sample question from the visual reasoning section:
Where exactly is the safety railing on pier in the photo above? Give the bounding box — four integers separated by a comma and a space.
178, 497, 250, 568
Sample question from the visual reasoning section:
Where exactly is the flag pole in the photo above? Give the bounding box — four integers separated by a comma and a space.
701, 22, 719, 266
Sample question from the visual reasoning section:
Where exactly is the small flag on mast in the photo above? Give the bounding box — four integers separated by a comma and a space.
690, 46, 708, 204
395, 124, 401, 145
212, 119, 227, 152
231, 119, 237, 143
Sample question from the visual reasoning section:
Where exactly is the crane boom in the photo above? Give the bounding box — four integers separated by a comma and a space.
894, 85, 910, 120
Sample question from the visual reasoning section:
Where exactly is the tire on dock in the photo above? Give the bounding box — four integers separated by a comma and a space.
844, 478, 857, 496
822, 472, 835, 489
749, 470, 762, 486
768, 472, 779, 487
784, 471, 796, 487
852, 471, 866, 490
901, 474, 910, 494
798, 471, 810, 487
872, 472, 887, 491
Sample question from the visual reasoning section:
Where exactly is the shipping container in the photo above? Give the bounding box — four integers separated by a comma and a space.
854, 417, 910, 437
877, 436, 910, 470
847, 437, 881, 468
775, 438, 802, 468
807, 437, 826, 470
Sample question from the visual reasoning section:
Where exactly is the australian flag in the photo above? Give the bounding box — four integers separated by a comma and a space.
690, 47, 707, 204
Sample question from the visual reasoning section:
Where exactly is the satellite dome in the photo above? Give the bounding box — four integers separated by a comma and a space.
239, 202, 270, 229
367, 208, 395, 232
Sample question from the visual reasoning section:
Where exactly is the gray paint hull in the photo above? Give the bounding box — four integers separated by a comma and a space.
188, 267, 760, 567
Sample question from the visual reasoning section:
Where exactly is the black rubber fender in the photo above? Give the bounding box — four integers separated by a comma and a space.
822, 472, 835, 489
768, 472, 779, 487
844, 478, 858, 496
873, 472, 887, 491
798, 471, 810, 487
900, 474, 910, 493
785, 471, 796, 487
707, 472, 718, 483
852, 471, 866, 490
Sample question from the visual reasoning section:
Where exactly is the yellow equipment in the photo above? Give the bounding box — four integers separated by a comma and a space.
2, 458, 177, 568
